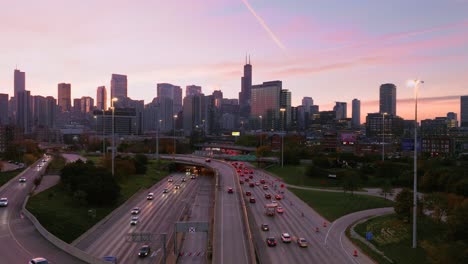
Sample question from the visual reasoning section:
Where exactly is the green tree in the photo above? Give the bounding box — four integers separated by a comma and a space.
394, 188, 413, 221
447, 199, 468, 241
424, 192, 449, 223
134, 154, 148, 174
380, 180, 394, 199
342, 170, 360, 195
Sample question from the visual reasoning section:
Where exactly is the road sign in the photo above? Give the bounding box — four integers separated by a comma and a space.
189, 227, 196, 233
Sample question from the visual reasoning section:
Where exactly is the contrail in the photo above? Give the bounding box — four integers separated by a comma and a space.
241, 0, 286, 51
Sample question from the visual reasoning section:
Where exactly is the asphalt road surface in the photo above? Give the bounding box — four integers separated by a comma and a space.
0, 157, 85, 264
244, 164, 384, 264
76, 172, 201, 264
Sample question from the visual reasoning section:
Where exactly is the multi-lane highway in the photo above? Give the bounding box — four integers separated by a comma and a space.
240, 163, 379, 264
0, 157, 85, 264
76, 172, 202, 263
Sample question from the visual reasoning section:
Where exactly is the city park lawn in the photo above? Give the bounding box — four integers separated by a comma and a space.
26, 159, 170, 243
352, 214, 446, 264
289, 188, 394, 221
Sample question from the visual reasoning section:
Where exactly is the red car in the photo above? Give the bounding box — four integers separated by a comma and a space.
249, 175, 253, 179
249, 183, 255, 188
245, 178, 250, 182
264, 193, 271, 199
246, 191, 252, 196
249, 197, 256, 203
275, 194, 282, 200
260, 179, 266, 184
266, 237, 277, 247
263, 185, 268, 190
276, 207, 284, 214
227, 187, 233, 193
249, 170, 254, 174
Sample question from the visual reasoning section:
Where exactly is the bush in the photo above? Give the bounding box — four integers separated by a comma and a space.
134, 154, 148, 174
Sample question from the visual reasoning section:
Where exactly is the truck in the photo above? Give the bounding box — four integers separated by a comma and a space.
265, 203, 278, 216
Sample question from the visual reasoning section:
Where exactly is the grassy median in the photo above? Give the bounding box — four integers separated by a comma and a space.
26, 159, 170, 243
289, 188, 393, 221
0, 168, 25, 187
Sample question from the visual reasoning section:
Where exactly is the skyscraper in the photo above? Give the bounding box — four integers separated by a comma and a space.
333, 102, 347, 120
16, 90, 31, 133
157, 83, 182, 114
32, 96, 47, 127
302, 97, 313, 111
80, 96, 94, 113
239, 55, 252, 118
96, 86, 107, 110
110, 74, 128, 99
182, 94, 206, 136
57, 83, 71, 112
280, 89, 291, 129
380, 83, 397, 115
251, 81, 282, 130
14, 69, 25, 96
0, 94, 8, 125
45, 96, 56, 128
186, 85, 202, 97
446, 112, 458, 128
352, 99, 361, 128
212, 90, 223, 109
461, 96, 468, 127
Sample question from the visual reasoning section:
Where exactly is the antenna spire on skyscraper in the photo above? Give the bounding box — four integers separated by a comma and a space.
249, 54, 251, 64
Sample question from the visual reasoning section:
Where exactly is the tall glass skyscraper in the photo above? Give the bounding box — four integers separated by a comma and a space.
380, 83, 396, 116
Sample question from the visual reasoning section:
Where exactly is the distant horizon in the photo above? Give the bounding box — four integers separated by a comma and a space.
1, 0, 467, 123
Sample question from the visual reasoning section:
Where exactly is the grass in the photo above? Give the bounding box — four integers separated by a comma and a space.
289, 188, 394, 221
0, 168, 25, 187
352, 214, 444, 264
26, 159, 171, 243
346, 227, 392, 264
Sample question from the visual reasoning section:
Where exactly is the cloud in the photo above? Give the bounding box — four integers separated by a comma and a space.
240, 0, 286, 51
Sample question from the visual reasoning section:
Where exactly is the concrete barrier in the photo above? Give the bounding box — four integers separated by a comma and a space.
22, 196, 109, 264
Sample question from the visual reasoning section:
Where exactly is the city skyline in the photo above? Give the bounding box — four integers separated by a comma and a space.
1, 0, 468, 122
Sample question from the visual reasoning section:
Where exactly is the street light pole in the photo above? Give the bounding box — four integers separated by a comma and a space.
111, 98, 118, 177
410, 79, 423, 249
173, 115, 177, 157
382, 112, 386, 162
156, 119, 162, 161
259, 115, 263, 146
280, 108, 286, 168
103, 110, 106, 157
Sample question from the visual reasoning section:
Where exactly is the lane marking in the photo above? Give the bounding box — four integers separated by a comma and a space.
324, 219, 338, 245
340, 228, 359, 264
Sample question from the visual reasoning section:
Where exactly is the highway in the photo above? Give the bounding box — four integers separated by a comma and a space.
243, 164, 381, 264
75, 172, 202, 263
0, 157, 85, 264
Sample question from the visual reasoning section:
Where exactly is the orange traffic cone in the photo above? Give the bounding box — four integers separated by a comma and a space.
323, 221, 327, 227
353, 250, 358, 257
315, 227, 319, 233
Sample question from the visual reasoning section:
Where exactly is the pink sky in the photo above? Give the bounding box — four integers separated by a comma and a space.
0, 0, 467, 122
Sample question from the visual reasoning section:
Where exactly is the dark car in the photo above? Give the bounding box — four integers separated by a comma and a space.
264, 193, 271, 199
138, 245, 151, 257
227, 187, 233, 193
249, 183, 255, 188
205, 158, 211, 162
260, 179, 266, 184
249, 197, 256, 203
244, 178, 250, 182
249, 175, 253, 179
239, 180, 244, 184
266, 237, 277, 247
246, 191, 252, 196
261, 224, 269, 231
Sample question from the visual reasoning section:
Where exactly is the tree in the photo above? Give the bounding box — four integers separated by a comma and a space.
23, 153, 37, 165
447, 199, 468, 241
134, 154, 148, 174
380, 180, 394, 199
342, 170, 360, 195
394, 188, 413, 221
424, 192, 449, 223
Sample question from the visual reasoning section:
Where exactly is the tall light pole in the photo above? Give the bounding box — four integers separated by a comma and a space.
382, 112, 387, 161
173, 114, 177, 157
409, 79, 423, 249
280, 108, 286, 168
202, 119, 206, 137
102, 109, 106, 157
111, 98, 118, 177
156, 119, 162, 161
259, 115, 263, 146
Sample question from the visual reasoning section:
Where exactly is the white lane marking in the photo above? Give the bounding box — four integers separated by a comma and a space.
340, 228, 359, 264
324, 219, 338, 245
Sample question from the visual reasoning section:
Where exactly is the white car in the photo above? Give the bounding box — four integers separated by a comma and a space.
168, 178, 173, 182
147, 193, 154, 200
131, 207, 141, 214
163, 188, 169, 193
19, 177, 27, 183
29, 257, 49, 264
281, 233, 292, 243
130, 216, 139, 225
0, 198, 8, 207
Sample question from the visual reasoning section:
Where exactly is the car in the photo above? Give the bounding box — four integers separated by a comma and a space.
37, 164, 42, 168
249, 175, 253, 179
249, 183, 255, 188
147, 193, 154, 200
7, 160, 13, 163
263, 185, 268, 190
239, 180, 244, 184
175, 184, 180, 189
130, 216, 139, 225
260, 179, 266, 184
0, 198, 8, 207
42, 159, 46, 163
138, 245, 151, 257
190, 175, 196, 179
255, 182, 260, 186
281, 233, 292, 243
275, 194, 282, 200
266, 237, 277, 247
245, 191, 252, 196
264, 193, 271, 199
249, 170, 254, 174
29, 258, 49, 264
19, 177, 27, 183
297, 238, 308, 248
168, 178, 173, 182
227, 187, 233, 193
163, 188, 169, 193
249, 197, 256, 203
102, 256, 117, 264
131, 207, 141, 214
271, 200, 278, 205
261, 223, 269, 231
244, 178, 249, 182
277, 207, 284, 214
205, 158, 211, 162
181, 178, 186, 182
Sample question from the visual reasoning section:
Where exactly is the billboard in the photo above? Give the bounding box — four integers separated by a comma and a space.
232, 131, 240, 136
341, 133, 357, 145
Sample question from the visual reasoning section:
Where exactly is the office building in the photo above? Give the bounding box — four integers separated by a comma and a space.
58, 83, 71, 112
186, 85, 202, 97
380, 83, 397, 115
239, 55, 252, 118
0, 94, 8, 125
365, 113, 403, 139
157, 83, 182, 114
80, 96, 94, 113
32, 96, 47, 127
212, 90, 223, 109
183, 94, 206, 136
302, 97, 313, 111
334, 102, 347, 120
14, 69, 25, 96
251, 81, 282, 130
94, 108, 137, 136
110, 74, 127, 99
45, 96, 56, 128
352, 99, 361, 128
461, 96, 468, 127
73, 98, 81, 113
280, 89, 291, 129
446, 112, 458, 128
16, 90, 32, 133
96, 86, 107, 110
